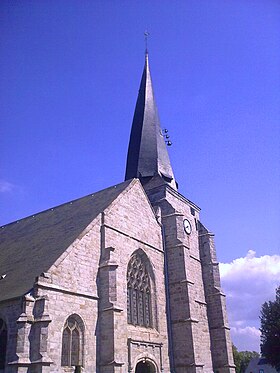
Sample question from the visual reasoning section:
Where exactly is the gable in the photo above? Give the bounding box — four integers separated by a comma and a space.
0, 180, 133, 302
104, 179, 162, 249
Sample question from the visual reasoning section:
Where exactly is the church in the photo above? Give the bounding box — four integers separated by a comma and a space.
0, 51, 235, 373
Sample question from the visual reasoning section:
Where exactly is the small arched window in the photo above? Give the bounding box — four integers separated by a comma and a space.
61, 315, 84, 368
0, 318, 7, 370
127, 252, 152, 327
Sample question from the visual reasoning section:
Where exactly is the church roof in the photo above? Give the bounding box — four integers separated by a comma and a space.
125, 52, 177, 190
0, 179, 132, 302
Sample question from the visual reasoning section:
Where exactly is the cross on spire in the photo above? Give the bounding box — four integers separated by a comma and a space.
144, 31, 150, 55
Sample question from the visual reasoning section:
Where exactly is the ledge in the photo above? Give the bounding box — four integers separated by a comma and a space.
35, 281, 99, 300
190, 254, 201, 262
99, 260, 118, 269
103, 224, 163, 253
172, 318, 199, 324
101, 306, 123, 313
169, 279, 194, 286
175, 362, 204, 368
16, 313, 33, 324
8, 358, 31, 366
210, 325, 231, 331
128, 338, 163, 348
33, 315, 52, 323
166, 243, 190, 250
195, 299, 207, 306
161, 212, 184, 218
208, 288, 226, 297
100, 360, 124, 367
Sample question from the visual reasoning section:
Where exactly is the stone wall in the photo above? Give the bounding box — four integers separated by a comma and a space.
0, 298, 23, 372
198, 222, 235, 373
146, 178, 236, 373
97, 180, 170, 372
146, 180, 215, 373
1, 180, 171, 373
0, 178, 236, 373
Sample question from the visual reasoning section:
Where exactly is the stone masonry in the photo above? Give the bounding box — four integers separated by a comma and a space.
0, 180, 170, 372
0, 52, 236, 373
145, 176, 235, 373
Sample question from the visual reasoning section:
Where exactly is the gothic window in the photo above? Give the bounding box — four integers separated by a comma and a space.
0, 318, 7, 370
61, 315, 84, 367
127, 252, 152, 327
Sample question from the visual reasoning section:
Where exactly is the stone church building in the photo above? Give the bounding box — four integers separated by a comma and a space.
0, 52, 235, 373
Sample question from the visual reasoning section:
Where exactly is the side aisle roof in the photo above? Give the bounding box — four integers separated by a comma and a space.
0, 179, 133, 302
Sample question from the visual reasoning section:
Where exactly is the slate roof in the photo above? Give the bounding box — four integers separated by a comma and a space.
125, 52, 177, 190
0, 179, 133, 302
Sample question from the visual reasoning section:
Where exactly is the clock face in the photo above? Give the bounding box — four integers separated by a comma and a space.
183, 219, 192, 235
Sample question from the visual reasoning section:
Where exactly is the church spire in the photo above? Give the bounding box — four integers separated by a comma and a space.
125, 51, 177, 190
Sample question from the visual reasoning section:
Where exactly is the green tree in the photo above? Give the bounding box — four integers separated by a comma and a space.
233, 345, 241, 373
260, 286, 280, 370
232, 345, 259, 373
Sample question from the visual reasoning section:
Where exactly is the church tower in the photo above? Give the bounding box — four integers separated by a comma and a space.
126, 51, 235, 373
0, 47, 236, 373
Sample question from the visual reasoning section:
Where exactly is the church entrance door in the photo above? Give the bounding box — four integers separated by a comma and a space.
135, 360, 156, 373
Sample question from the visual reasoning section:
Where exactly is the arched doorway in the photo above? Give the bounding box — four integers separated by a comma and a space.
135, 360, 156, 373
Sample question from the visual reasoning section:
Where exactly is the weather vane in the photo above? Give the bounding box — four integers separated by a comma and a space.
144, 30, 150, 54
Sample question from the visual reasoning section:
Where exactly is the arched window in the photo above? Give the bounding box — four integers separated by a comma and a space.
0, 318, 7, 370
61, 315, 84, 368
127, 252, 152, 327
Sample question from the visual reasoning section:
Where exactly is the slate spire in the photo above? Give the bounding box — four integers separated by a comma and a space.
125, 52, 177, 190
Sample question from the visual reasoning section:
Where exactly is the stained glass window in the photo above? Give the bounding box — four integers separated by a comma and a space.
127, 253, 152, 327
61, 315, 84, 367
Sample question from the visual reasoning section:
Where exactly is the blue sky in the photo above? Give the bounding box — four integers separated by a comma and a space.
1, 1, 279, 351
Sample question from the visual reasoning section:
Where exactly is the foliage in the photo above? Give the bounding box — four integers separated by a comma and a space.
260, 286, 280, 371
232, 345, 259, 373
232, 345, 242, 373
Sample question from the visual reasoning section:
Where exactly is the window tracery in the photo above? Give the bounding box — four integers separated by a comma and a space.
61, 315, 84, 367
127, 253, 152, 327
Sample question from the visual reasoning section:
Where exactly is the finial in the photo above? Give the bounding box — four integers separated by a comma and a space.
144, 31, 150, 55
